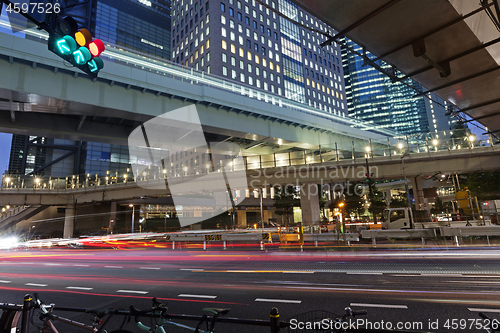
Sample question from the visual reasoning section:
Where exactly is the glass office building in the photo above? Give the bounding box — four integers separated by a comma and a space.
170, 0, 347, 116
342, 38, 456, 137
7, 0, 172, 177
94, 0, 172, 60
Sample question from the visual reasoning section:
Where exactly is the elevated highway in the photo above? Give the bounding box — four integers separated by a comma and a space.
0, 30, 397, 156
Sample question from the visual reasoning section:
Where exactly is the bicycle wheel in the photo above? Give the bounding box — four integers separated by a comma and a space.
287, 310, 342, 333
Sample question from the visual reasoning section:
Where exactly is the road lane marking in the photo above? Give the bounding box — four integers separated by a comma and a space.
420, 274, 463, 277
0, 280, 11, 283
74, 264, 89, 267
104, 266, 123, 269
350, 303, 408, 309
45, 263, 61, 266
25, 283, 48, 287
347, 272, 383, 275
255, 298, 301, 304
227, 270, 256, 273
283, 271, 314, 274
117, 290, 148, 294
140, 267, 160, 270
178, 294, 217, 299
468, 308, 500, 313
180, 269, 204, 271
66, 286, 93, 291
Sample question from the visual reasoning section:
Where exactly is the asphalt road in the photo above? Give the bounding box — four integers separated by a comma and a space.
0, 248, 500, 332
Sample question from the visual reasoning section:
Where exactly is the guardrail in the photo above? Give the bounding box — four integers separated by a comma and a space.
361, 229, 437, 246
440, 226, 500, 237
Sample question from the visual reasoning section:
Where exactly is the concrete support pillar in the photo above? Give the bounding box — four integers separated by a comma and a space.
237, 209, 247, 228
109, 202, 117, 234
63, 204, 74, 239
411, 176, 426, 211
300, 184, 321, 226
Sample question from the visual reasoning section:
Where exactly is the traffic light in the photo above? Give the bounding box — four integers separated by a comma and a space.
365, 172, 370, 182
47, 16, 105, 77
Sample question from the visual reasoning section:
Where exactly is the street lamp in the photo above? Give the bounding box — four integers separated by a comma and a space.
401, 152, 413, 229
338, 202, 345, 234
129, 204, 135, 233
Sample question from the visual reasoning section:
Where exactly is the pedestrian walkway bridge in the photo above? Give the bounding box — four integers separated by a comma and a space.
0, 137, 498, 207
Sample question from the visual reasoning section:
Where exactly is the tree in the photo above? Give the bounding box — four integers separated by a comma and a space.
431, 197, 446, 215
329, 183, 365, 220
389, 191, 408, 208
461, 171, 500, 200
273, 185, 300, 227
369, 187, 387, 222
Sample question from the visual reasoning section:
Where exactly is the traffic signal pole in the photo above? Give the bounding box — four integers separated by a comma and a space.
2, 0, 105, 77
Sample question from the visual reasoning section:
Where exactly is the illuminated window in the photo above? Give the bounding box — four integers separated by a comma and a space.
231, 44, 236, 53
222, 53, 227, 62
239, 48, 244, 57
255, 55, 259, 64
276, 65, 280, 73
223, 66, 228, 76
240, 73, 245, 82
222, 40, 227, 49
239, 60, 244, 69
221, 15, 226, 24
231, 69, 237, 79
269, 62, 273, 70
306, 78, 310, 85
247, 51, 252, 60
247, 63, 252, 72
201, 45, 204, 54
262, 58, 266, 67
231, 57, 236, 66
195, 51, 199, 59
221, 27, 227, 37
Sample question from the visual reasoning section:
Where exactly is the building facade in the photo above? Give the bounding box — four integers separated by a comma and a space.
342, 38, 457, 137
170, 0, 348, 116
93, 0, 172, 60
7, 0, 171, 178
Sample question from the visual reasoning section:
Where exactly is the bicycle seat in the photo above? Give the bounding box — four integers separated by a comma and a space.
85, 308, 112, 319
203, 308, 230, 316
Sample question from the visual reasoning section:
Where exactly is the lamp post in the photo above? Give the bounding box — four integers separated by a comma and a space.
401, 152, 413, 229
338, 202, 345, 234
129, 204, 135, 233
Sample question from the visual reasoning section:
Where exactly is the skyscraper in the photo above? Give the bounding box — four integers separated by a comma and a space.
341, 38, 457, 137
170, 0, 348, 116
7, 0, 172, 177
93, 0, 171, 60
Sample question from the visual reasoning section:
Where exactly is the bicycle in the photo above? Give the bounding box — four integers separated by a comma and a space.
127, 297, 287, 333
32, 293, 119, 333
1, 294, 288, 333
